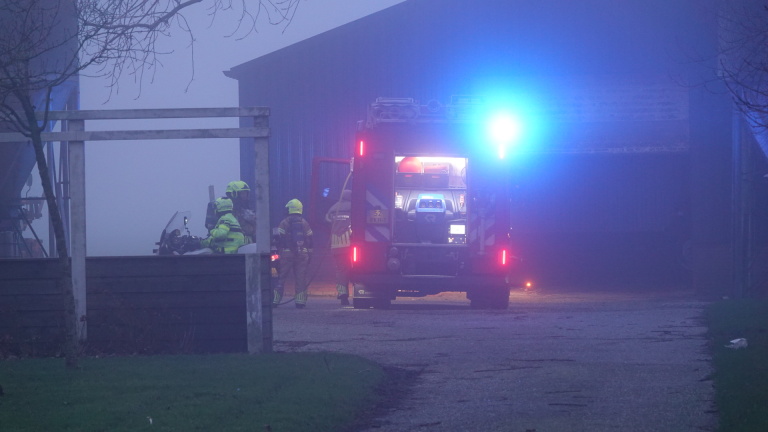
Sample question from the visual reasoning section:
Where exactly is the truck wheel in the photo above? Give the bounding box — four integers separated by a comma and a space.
470, 287, 510, 310
491, 287, 511, 310
352, 298, 392, 309
353, 298, 372, 309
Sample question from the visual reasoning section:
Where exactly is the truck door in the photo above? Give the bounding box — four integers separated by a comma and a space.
468, 160, 511, 274
350, 136, 393, 273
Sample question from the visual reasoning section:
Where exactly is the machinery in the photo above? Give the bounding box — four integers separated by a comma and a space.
153, 211, 202, 255
349, 97, 525, 309
153, 211, 279, 280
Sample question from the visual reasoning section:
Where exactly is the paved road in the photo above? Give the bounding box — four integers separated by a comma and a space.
271, 286, 717, 432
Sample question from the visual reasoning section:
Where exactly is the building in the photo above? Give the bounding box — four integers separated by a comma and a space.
0, 0, 79, 258
224, 0, 768, 296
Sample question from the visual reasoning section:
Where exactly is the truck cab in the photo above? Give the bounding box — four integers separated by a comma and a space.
349, 97, 522, 309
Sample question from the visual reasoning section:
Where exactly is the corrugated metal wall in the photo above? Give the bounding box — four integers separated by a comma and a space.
510, 153, 689, 233
228, 0, 711, 231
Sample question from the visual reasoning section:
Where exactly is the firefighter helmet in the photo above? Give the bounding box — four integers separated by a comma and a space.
226, 181, 250, 199
214, 197, 233, 214
286, 199, 303, 214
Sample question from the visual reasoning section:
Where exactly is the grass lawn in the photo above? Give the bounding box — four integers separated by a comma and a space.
705, 298, 768, 432
0, 352, 398, 432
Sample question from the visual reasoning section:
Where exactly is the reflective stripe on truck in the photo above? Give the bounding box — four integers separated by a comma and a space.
365, 187, 391, 242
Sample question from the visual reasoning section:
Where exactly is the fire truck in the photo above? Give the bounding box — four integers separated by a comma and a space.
349, 96, 523, 309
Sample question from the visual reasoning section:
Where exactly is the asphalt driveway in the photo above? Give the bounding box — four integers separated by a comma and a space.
271, 286, 717, 432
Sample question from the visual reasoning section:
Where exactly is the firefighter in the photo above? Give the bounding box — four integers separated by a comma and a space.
200, 197, 245, 254
325, 189, 352, 305
226, 180, 257, 244
273, 199, 314, 308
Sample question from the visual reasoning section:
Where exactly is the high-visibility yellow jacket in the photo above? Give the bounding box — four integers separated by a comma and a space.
201, 213, 245, 254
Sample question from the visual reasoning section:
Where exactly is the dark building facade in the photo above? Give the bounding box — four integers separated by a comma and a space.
225, 0, 764, 295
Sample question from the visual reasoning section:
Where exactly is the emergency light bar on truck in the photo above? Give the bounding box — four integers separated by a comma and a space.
364, 96, 524, 159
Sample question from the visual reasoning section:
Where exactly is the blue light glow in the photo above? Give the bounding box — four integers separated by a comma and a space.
488, 112, 523, 158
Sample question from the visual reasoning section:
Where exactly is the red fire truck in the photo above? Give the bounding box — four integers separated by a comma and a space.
349, 97, 523, 309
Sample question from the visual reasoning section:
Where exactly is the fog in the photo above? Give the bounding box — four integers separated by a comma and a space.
25, 0, 404, 256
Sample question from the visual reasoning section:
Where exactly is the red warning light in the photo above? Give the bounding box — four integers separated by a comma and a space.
358, 140, 365, 157
352, 246, 359, 263
499, 249, 508, 266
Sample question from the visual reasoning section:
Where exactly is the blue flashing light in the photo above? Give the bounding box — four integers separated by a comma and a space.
487, 113, 523, 159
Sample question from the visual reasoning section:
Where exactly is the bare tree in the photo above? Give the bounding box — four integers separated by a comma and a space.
0, 0, 299, 368
718, 0, 768, 128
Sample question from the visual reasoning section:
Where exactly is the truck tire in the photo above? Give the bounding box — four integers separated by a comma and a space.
353, 298, 373, 309
353, 298, 392, 309
469, 286, 510, 310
